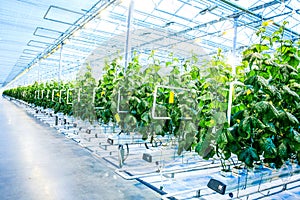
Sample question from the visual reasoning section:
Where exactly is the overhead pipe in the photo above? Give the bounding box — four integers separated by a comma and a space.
140, 0, 298, 58
219, 0, 300, 37
138, 0, 282, 49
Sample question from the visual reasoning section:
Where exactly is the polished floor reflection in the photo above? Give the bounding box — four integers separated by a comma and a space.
0, 96, 157, 200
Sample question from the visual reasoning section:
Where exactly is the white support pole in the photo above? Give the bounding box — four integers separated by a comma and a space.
227, 16, 238, 125
58, 43, 63, 83
124, 0, 134, 72
37, 61, 41, 83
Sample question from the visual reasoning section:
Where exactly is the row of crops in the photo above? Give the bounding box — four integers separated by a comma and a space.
3, 22, 300, 171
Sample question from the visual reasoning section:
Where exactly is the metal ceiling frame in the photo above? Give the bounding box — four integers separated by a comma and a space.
3, 0, 300, 88
43, 5, 84, 26
33, 27, 64, 40
5, 0, 117, 87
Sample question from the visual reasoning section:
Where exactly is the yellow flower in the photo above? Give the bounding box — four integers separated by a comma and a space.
210, 119, 216, 126
246, 89, 251, 95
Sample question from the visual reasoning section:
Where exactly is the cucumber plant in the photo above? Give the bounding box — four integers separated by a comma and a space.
193, 49, 234, 170
95, 56, 123, 124
230, 21, 300, 168
73, 64, 97, 123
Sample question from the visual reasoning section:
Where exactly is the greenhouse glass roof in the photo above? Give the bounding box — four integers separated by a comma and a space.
0, 0, 299, 87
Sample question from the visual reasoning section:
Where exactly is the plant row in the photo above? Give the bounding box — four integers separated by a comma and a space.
3, 22, 300, 169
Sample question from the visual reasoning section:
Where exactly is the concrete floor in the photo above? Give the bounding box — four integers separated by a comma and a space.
0, 96, 158, 200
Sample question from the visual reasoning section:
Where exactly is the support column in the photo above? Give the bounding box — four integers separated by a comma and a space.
58, 43, 63, 83
124, 0, 134, 73
227, 16, 238, 125
37, 61, 41, 83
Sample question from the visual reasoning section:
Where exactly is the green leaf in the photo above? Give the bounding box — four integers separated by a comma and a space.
186, 122, 197, 133
261, 138, 277, 158
195, 133, 215, 159
278, 142, 287, 158
293, 129, 300, 143
238, 147, 259, 167
254, 101, 279, 121
141, 112, 150, 124
285, 111, 299, 125
228, 142, 240, 153
226, 129, 235, 142
154, 124, 163, 135
177, 141, 185, 155
251, 117, 266, 130
282, 85, 300, 101
239, 117, 252, 137
288, 56, 300, 68
265, 123, 276, 134
213, 112, 227, 125
217, 130, 228, 147
272, 35, 280, 43
245, 75, 268, 92
166, 61, 172, 67
256, 44, 270, 52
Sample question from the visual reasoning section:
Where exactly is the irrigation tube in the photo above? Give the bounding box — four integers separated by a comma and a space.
234, 177, 300, 199
114, 161, 220, 180
164, 169, 300, 199
160, 187, 207, 200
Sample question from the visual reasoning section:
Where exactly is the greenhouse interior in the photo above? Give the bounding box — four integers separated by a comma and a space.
1, 0, 300, 199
